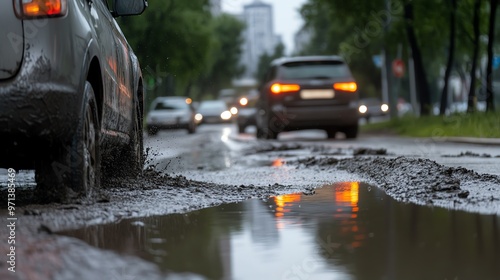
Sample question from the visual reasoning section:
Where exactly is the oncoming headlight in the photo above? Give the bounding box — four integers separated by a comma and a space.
359, 105, 368, 114
220, 111, 232, 120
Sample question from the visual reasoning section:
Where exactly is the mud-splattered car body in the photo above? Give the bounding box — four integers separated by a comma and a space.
0, 0, 147, 199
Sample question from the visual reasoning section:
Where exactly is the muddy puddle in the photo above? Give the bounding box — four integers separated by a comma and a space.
59, 183, 500, 280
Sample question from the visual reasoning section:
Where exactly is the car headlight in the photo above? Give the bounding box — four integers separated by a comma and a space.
381, 104, 389, 112
359, 105, 368, 114
230, 107, 238, 115
239, 97, 248, 106
220, 111, 232, 120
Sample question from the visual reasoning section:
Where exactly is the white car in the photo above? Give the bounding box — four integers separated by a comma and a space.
196, 100, 233, 124
146, 97, 197, 135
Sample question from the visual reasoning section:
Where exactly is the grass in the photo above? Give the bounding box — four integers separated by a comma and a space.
361, 112, 500, 138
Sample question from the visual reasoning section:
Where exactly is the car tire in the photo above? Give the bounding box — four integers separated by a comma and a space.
256, 123, 278, 140
35, 81, 100, 201
187, 122, 196, 134
238, 124, 246, 134
118, 99, 144, 177
326, 128, 337, 139
344, 124, 359, 139
256, 110, 279, 140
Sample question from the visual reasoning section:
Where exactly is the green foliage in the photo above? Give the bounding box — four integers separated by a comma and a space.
118, 1, 245, 103
196, 14, 246, 98
361, 112, 500, 138
299, 0, 494, 106
255, 43, 286, 84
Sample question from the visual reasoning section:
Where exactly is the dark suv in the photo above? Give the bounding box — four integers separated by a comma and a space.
0, 0, 147, 200
256, 56, 359, 139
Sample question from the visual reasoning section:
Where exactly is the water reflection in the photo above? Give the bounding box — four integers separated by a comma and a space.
60, 183, 500, 280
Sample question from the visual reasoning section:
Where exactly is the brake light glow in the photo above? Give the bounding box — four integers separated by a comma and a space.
333, 82, 357, 92
270, 83, 301, 94
19, 0, 67, 18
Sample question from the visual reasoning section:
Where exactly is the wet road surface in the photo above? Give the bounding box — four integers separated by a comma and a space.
145, 124, 500, 177
0, 123, 499, 279
60, 182, 500, 280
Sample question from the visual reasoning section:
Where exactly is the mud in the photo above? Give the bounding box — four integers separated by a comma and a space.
1, 134, 499, 279
287, 153, 500, 214
442, 151, 495, 158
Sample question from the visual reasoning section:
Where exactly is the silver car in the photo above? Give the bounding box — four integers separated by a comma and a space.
0, 0, 147, 200
146, 97, 197, 135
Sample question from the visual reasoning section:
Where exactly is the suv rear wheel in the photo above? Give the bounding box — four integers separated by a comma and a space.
35, 81, 100, 201
343, 124, 359, 139
118, 99, 144, 177
256, 112, 278, 140
326, 128, 337, 139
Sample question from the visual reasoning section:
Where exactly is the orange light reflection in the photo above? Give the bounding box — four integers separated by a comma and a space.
274, 193, 301, 218
335, 182, 359, 209
272, 159, 284, 167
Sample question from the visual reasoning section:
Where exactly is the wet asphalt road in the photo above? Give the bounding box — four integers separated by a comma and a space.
146, 123, 500, 177
0, 123, 499, 279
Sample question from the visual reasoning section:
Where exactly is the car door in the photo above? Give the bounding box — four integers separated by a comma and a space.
89, 0, 121, 135
110, 20, 134, 134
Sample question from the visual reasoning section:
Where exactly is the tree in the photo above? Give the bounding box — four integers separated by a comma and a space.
299, 0, 490, 115
195, 14, 246, 99
467, 0, 482, 113
404, 1, 432, 115
486, 0, 498, 111
118, 0, 214, 99
255, 43, 286, 84
440, 0, 458, 116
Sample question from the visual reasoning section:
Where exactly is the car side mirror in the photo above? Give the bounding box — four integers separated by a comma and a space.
114, 0, 147, 17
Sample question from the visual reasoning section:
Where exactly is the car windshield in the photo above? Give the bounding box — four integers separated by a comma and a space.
361, 98, 383, 105
198, 101, 226, 111
154, 100, 188, 110
280, 61, 350, 79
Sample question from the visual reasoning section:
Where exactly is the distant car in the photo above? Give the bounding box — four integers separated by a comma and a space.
358, 98, 389, 121
196, 100, 232, 124
0, 0, 147, 200
146, 97, 197, 135
255, 56, 360, 139
236, 96, 257, 133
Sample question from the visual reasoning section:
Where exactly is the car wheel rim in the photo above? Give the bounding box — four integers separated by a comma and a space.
83, 104, 96, 192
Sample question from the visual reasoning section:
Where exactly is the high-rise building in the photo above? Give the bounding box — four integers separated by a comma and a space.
209, 0, 222, 16
293, 25, 313, 55
240, 0, 281, 78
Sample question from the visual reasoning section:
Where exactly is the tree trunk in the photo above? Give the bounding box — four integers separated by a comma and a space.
440, 0, 458, 116
404, 2, 432, 115
486, 0, 498, 112
467, 0, 481, 113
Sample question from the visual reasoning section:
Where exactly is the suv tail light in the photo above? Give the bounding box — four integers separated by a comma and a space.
333, 82, 357, 92
15, 0, 67, 19
270, 83, 301, 95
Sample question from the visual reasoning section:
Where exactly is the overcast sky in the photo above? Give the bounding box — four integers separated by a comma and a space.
221, 0, 307, 54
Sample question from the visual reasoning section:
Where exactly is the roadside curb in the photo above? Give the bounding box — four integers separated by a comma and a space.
443, 137, 500, 146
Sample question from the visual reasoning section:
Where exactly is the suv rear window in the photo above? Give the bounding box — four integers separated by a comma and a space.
280, 61, 350, 79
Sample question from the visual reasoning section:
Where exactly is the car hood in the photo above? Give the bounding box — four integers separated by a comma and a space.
147, 110, 188, 118
238, 108, 257, 117
198, 108, 224, 116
